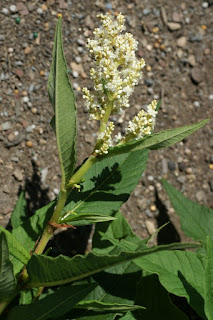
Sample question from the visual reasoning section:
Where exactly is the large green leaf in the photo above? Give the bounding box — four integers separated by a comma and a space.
12, 201, 56, 251
58, 261, 142, 319
7, 283, 96, 320
103, 119, 208, 158
204, 237, 213, 320
134, 250, 206, 318
134, 274, 188, 319
0, 233, 16, 301
62, 149, 149, 219
0, 226, 30, 265
26, 242, 199, 288
48, 17, 77, 186
11, 191, 27, 229
162, 179, 213, 241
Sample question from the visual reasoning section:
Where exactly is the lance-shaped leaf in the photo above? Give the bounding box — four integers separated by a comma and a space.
134, 250, 206, 319
7, 283, 97, 320
26, 242, 199, 288
11, 191, 27, 229
0, 226, 30, 265
101, 119, 208, 158
162, 179, 213, 242
62, 149, 149, 218
59, 212, 116, 226
0, 233, 16, 301
204, 237, 213, 320
76, 301, 144, 312
48, 17, 77, 186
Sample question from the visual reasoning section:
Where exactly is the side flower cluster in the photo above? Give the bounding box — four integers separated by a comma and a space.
82, 13, 145, 120
124, 100, 158, 141
95, 122, 114, 155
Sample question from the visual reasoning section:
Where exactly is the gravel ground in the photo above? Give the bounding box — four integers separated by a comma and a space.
0, 0, 213, 245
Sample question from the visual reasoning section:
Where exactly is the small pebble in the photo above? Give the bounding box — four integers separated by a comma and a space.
37, 8, 43, 14
150, 205, 157, 212
0, 121, 12, 131
2, 8, 9, 15
13, 168, 23, 182
186, 167, 192, 174
208, 94, 213, 101
53, 188, 59, 195
177, 36, 187, 48
26, 141, 33, 148
168, 160, 176, 171
145, 220, 156, 235
72, 71, 79, 78
193, 101, 200, 108
15, 17, 21, 24
202, 2, 209, 8
8, 47, 14, 53
10, 5, 17, 12
23, 96, 29, 103
167, 22, 181, 31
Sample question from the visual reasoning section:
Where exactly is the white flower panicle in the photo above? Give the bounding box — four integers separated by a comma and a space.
95, 122, 114, 155
82, 13, 145, 120
125, 100, 158, 141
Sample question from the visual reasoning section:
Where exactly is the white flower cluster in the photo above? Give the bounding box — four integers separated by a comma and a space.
124, 100, 158, 141
95, 122, 114, 155
82, 13, 145, 120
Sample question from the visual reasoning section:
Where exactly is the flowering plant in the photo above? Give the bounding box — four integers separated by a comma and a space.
0, 14, 211, 320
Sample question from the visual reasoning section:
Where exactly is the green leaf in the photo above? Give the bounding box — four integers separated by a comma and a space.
103, 119, 208, 158
134, 274, 188, 319
162, 179, 213, 241
11, 191, 27, 229
134, 250, 206, 319
204, 237, 213, 320
8, 283, 96, 320
61, 261, 142, 319
0, 233, 16, 300
26, 242, 199, 288
0, 226, 30, 265
12, 201, 56, 251
62, 149, 149, 218
48, 17, 77, 186
60, 212, 116, 226
76, 300, 144, 312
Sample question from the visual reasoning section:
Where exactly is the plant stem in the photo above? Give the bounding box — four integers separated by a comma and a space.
99, 100, 113, 134
67, 154, 97, 188
34, 188, 68, 255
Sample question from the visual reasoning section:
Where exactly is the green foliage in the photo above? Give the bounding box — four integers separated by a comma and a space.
104, 119, 208, 158
12, 201, 56, 251
0, 225, 30, 265
134, 250, 206, 318
8, 283, 97, 320
204, 237, 213, 320
162, 178, 213, 242
48, 16, 77, 186
0, 233, 16, 301
11, 191, 27, 229
62, 149, 149, 218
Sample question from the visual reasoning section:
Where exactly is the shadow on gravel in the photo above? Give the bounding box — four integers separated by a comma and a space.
155, 188, 181, 245
24, 159, 50, 216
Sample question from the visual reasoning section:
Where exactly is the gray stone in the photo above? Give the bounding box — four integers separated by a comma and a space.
168, 160, 176, 171
0, 121, 12, 131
